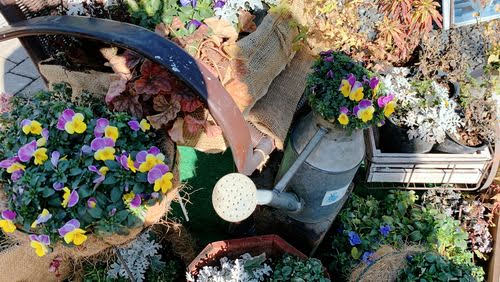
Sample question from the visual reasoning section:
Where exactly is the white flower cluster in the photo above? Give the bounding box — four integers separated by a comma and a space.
214, 0, 279, 25
187, 253, 272, 282
383, 68, 463, 144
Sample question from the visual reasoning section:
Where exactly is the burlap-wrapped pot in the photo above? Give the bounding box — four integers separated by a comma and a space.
0, 183, 179, 282
349, 245, 424, 282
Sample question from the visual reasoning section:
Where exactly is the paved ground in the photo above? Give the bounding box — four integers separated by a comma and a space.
0, 13, 46, 96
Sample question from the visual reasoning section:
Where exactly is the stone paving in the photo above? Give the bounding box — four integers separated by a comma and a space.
0, 13, 46, 96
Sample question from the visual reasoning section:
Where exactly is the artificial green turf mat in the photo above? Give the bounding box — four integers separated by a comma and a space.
173, 146, 236, 249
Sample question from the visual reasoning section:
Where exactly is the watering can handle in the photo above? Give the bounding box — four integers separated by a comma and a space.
273, 127, 328, 193
0, 16, 259, 174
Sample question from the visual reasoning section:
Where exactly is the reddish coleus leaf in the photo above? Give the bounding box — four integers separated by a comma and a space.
173, 93, 203, 113
147, 96, 181, 129
184, 114, 205, 134
135, 60, 172, 95
106, 75, 128, 104
111, 94, 144, 118
123, 50, 142, 70
168, 118, 185, 143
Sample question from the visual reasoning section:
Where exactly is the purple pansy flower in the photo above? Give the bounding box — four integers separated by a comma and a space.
379, 225, 391, 237
151, 192, 159, 199
130, 195, 142, 208
58, 219, 80, 237
90, 137, 115, 151
377, 94, 394, 108
326, 69, 334, 78
67, 190, 79, 208
369, 77, 379, 90
109, 208, 117, 216
214, 0, 225, 8
128, 120, 140, 131
116, 153, 129, 170
359, 99, 372, 109
323, 55, 334, 62
1, 210, 16, 220
29, 234, 50, 245
339, 106, 350, 115
0, 157, 19, 168
147, 164, 170, 184
11, 170, 23, 181
88, 165, 106, 184
51, 151, 60, 167
53, 182, 64, 191
18, 140, 37, 162
361, 251, 374, 264
377, 120, 386, 127
87, 197, 97, 209
348, 231, 361, 246
94, 118, 109, 138
56, 109, 76, 130
319, 50, 333, 56
180, 0, 192, 6
188, 19, 202, 29
81, 145, 92, 155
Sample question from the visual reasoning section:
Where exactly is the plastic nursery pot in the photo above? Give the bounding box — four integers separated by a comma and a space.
379, 119, 434, 153
187, 234, 306, 276
434, 132, 488, 154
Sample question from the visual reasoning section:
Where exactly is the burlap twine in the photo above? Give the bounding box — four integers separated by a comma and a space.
349, 245, 424, 282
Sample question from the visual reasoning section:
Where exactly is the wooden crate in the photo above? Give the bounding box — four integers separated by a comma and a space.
365, 128, 494, 187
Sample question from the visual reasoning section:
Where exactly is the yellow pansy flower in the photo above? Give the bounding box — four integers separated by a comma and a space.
6, 162, 25, 173
63, 228, 87, 246
154, 172, 174, 194
338, 113, 349, 125
140, 119, 151, 132
65, 113, 87, 134
33, 148, 48, 165
104, 126, 119, 142
127, 155, 136, 173
139, 154, 163, 173
0, 219, 16, 233
94, 147, 116, 161
383, 101, 395, 117
22, 120, 43, 135
30, 241, 49, 257
99, 166, 109, 175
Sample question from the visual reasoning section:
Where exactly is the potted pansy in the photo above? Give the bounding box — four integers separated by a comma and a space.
306, 51, 394, 132
0, 87, 175, 259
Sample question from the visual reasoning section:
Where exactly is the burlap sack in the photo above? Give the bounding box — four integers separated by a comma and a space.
350, 245, 424, 282
226, 12, 299, 115
247, 47, 314, 150
38, 63, 113, 98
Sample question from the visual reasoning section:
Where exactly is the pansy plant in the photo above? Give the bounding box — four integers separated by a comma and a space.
306, 51, 395, 131
0, 88, 173, 258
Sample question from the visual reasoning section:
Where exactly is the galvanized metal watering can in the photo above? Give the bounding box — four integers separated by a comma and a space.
212, 112, 365, 224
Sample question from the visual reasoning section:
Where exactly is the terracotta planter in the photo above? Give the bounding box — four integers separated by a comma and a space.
187, 234, 306, 276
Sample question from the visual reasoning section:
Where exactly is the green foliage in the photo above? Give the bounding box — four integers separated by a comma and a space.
305, 52, 387, 131
0, 85, 167, 245
325, 191, 484, 281
126, 0, 214, 35
271, 255, 330, 282
399, 252, 477, 282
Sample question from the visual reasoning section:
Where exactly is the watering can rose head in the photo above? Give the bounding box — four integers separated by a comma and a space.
0, 88, 175, 258
306, 51, 395, 130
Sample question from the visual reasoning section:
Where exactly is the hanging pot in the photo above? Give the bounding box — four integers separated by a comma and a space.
379, 119, 435, 153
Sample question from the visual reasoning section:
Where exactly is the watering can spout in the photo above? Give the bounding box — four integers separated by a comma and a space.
212, 173, 301, 223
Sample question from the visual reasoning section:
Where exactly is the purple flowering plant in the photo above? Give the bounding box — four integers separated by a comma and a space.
0, 87, 174, 255
126, 0, 214, 35
306, 51, 395, 131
